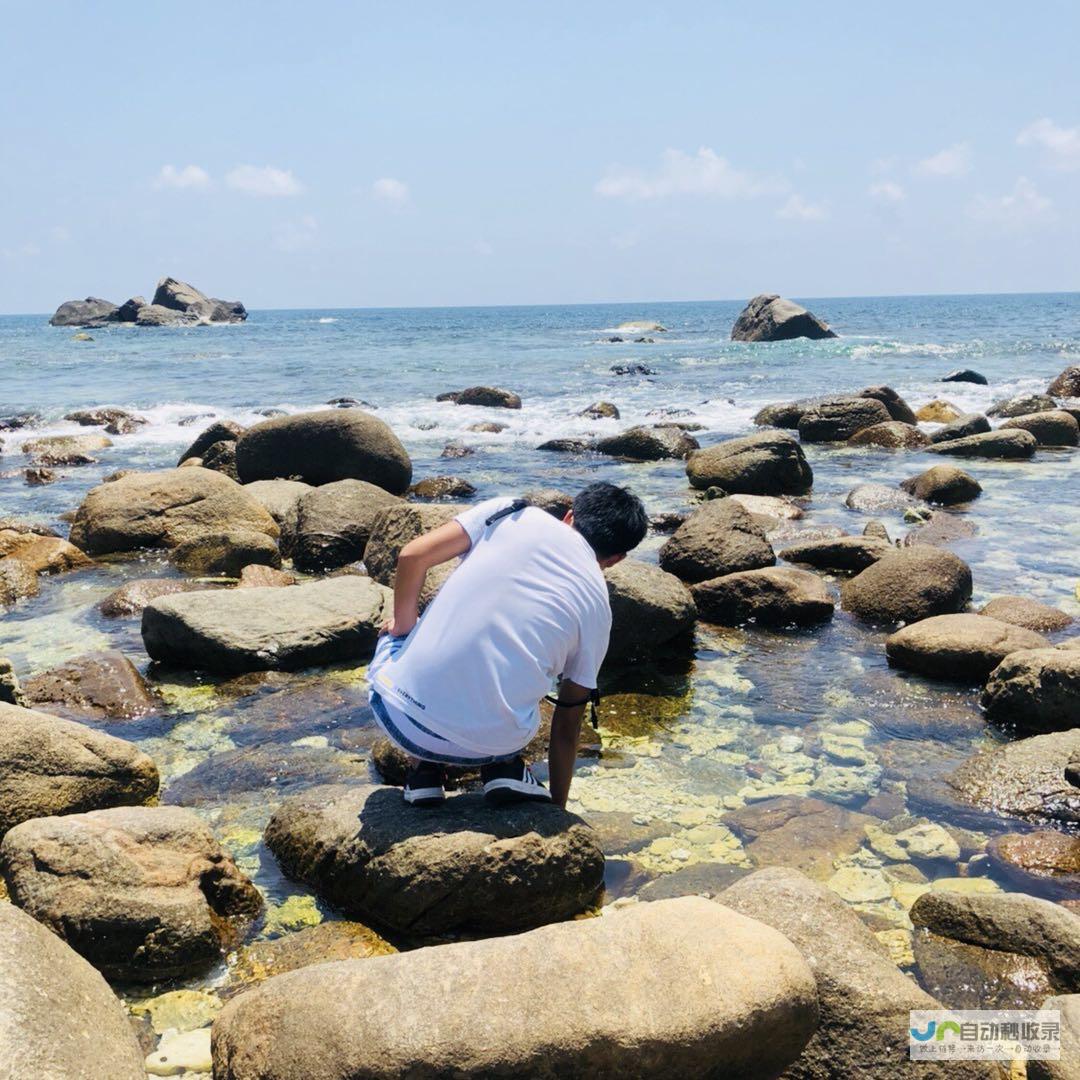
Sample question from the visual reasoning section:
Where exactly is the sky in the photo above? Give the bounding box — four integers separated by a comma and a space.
1, 1, 1079, 313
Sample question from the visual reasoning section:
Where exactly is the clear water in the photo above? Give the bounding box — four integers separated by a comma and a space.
0, 293, 1077, 991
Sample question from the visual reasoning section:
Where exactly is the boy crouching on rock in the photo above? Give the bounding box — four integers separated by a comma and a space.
367, 482, 647, 808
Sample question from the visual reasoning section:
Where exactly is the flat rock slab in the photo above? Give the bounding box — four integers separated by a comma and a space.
0, 804, 261, 981
0, 903, 146, 1079
691, 566, 834, 627
212, 896, 818, 1080
264, 783, 606, 936
21, 648, 159, 721
142, 576, 390, 673
779, 535, 891, 574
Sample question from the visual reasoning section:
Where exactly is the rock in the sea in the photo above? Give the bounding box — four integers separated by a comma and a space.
21, 649, 159, 721
151, 276, 247, 323
171, 528, 281, 576
292, 479, 401, 571
179, 420, 246, 463
99, 577, 228, 617
22, 432, 112, 464
524, 488, 574, 518
537, 436, 590, 453
691, 567, 834, 627
686, 430, 813, 495
0, 903, 147, 1079
978, 595, 1073, 633
987, 832, 1080, 901
408, 476, 477, 500
858, 385, 918, 424
901, 509, 978, 549
798, 397, 892, 442
848, 421, 930, 449
437, 386, 522, 409
142, 576, 389, 674
987, 393, 1059, 419
942, 368, 988, 385
235, 409, 412, 492
1001, 410, 1080, 447
69, 467, 278, 555
841, 547, 972, 625
198, 439, 239, 479
926, 428, 1037, 459
265, 783, 605, 935
981, 647, 1080, 734
581, 401, 620, 420
885, 613, 1048, 682
929, 413, 992, 444
1048, 365, 1080, 397
212, 896, 817, 1080
65, 406, 143, 428
593, 424, 699, 461
242, 478, 312, 554
0, 529, 92, 575
0, 805, 261, 981
363, 502, 459, 605
603, 558, 696, 661
843, 482, 919, 513
720, 866, 985, 1080
467, 420, 506, 433
48, 297, 118, 327
135, 302, 198, 326
0, 701, 158, 835
900, 465, 982, 505
658, 498, 775, 584
778, 535, 891, 574
0, 556, 39, 607
916, 400, 962, 423
114, 295, 146, 322
617, 319, 667, 332
753, 398, 816, 428
731, 294, 837, 342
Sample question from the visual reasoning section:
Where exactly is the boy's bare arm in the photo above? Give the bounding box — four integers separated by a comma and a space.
548, 678, 588, 807
383, 522, 471, 637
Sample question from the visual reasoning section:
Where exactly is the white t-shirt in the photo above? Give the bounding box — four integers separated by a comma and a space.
370, 497, 612, 756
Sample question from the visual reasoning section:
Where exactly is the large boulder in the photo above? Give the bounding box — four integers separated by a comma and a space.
593, 425, 699, 461
293, 479, 402, 571
731, 294, 836, 342
603, 559, 696, 662
0, 556, 39, 607
720, 867, 989, 1080
798, 397, 891, 442
235, 409, 412, 492
753, 398, 819, 428
987, 832, 1080, 901
981, 647, 1080, 734
0, 701, 158, 836
20, 649, 159, 721
847, 421, 929, 449
778, 535, 892, 574
178, 419, 246, 463
142, 576, 389, 674
900, 465, 982, 505
135, 302, 198, 326
928, 413, 991, 444
841, 548, 972, 625
151, 276, 247, 323
978, 596, 1073, 633
859, 386, 918, 424
988, 393, 1059, 419
264, 784, 605, 936
691, 567, 834, 627
686, 430, 813, 494
926, 428, 1037, 459
363, 502, 460, 606
942, 368, 988, 385
1001, 410, 1080, 447
658, 499, 775, 584
211, 897, 818, 1080
171, 528, 281, 576
0, 805, 261, 981
242, 478, 312, 554
437, 385, 522, 408
0, 904, 146, 1079
1048, 365, 1080, 397
68, 467, 278, 555
48, 296, 118, 327
885, 614, 1048, 681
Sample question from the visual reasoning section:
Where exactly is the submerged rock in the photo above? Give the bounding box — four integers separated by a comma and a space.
900, 465, 982, 505
987, 832, 1080, 901
841, 547, 972, 625
0, 904, 146, 1079
798, 397, 891, 442
885, 614, 1048, 682
926, 428, 1037, 459
593, 424, 699, 461
21, 649, 159, 721
941, 368, 988, 385
293, 478, 401, 571
692, 566, 834, 627
978, 595, 1073, 633
981, 647, 1080, 734
264, 783, 605, 936
658, 498, 775, 584
437, 385, 522, 408
603, 558, 696, 662
686, 430, 812, 494
0, 805, 261, 981
779, 535, 891, 574
235, 409, 412, 492
142, 576, 389, 674
1001, 410, 1080, 447
731, 294, 836, 342
0, 702, 158, 835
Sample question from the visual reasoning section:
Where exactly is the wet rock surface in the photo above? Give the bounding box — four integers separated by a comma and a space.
658, 498, 775, 583
731, 294, 836, 342
841, 547, 972, 625
692, 566, 835, 627
686, 430, 813, 494
21, 649, 160, 720
981, 646, 1080, 733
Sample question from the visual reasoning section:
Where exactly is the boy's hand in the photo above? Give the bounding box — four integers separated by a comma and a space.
380, 612, 416, 638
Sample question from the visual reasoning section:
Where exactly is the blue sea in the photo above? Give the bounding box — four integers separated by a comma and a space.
0, 292, 1078, 980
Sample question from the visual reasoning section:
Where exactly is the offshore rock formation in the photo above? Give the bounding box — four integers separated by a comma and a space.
49, 276, 247, 327
731, 294, 837, 342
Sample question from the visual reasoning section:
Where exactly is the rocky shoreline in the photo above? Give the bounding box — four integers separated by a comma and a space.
0, 354, 1078, 1077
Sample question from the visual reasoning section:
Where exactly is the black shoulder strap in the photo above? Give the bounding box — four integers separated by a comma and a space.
484, 498, 529, 526
544, 686, 601, 730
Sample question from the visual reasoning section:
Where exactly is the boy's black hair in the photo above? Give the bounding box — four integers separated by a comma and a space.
571, 481, 648, 559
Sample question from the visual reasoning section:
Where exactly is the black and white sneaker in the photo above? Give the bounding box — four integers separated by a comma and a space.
481, 756, 552, 806
403, 762, 446, 807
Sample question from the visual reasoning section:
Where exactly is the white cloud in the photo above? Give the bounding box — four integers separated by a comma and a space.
594, 147, 779, 201
225, 164, 303, 197
273, 215, 319, 253
868, 180, 906, 204
372, 177, 410, 204
968, 177, 1052, 227
1017, 118, 1080, 171
776, 194, 828, 221
155, 164, 211, 190
914, 142, 972, 178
